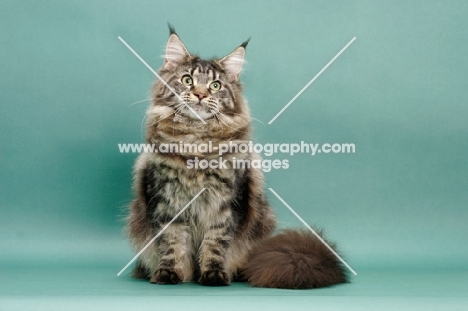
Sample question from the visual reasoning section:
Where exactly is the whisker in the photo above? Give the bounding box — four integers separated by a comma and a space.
230, 111, 265, 125
217, 112, 251, 134
129, 98, 152, 107
215, 113, 234, 129
214, 113, 228, 129
140, 112, 148, 141
208, 102, 264, 126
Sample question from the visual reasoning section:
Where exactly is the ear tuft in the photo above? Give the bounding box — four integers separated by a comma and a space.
240, 37, 251, 49
167, 23, 176, 35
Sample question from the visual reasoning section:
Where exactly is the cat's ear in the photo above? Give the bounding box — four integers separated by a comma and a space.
220, 39, 249, 80
164, 26, 190, 70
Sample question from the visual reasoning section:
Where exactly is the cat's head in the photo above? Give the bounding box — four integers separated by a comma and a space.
148, 26, 251, 137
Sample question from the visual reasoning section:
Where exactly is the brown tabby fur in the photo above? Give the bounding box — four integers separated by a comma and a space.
126, 25, 347, 289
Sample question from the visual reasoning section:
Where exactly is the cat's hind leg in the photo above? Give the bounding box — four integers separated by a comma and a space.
132, 259, 150, 279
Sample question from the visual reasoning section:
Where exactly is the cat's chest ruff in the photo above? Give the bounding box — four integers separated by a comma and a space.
142, 153, 241, 223
162, 167, 238, 228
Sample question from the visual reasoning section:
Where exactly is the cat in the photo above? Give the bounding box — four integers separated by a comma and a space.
126, 25, 347, 289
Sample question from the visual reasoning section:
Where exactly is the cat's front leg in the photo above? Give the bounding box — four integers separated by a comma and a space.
150, 223, 194, 284
198, 216, 235, 286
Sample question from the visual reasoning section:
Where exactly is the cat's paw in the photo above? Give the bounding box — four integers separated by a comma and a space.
150, 268, 181, 285
199, 270, 230, 286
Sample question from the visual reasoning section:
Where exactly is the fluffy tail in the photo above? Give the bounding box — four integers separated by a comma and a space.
242, 229, 348, 289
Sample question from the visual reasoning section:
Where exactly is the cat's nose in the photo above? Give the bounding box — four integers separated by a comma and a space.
193, 91, 208, 100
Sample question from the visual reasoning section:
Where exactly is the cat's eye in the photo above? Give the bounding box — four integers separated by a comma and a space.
209, 81, 221, 91
181, 75, 193, 86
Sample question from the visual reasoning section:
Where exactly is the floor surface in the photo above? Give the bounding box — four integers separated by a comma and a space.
1, 265, 467, 310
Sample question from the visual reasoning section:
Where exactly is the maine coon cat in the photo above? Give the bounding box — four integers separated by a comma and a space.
127, 26, 347, 288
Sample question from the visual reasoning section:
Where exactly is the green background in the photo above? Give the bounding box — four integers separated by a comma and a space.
1, 0, 467, 310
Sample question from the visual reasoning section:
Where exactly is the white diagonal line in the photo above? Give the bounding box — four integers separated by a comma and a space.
118, 36, 207, 124
268, 37, 356, 124
117, 188, 206, 276
268, 188, 357, 276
